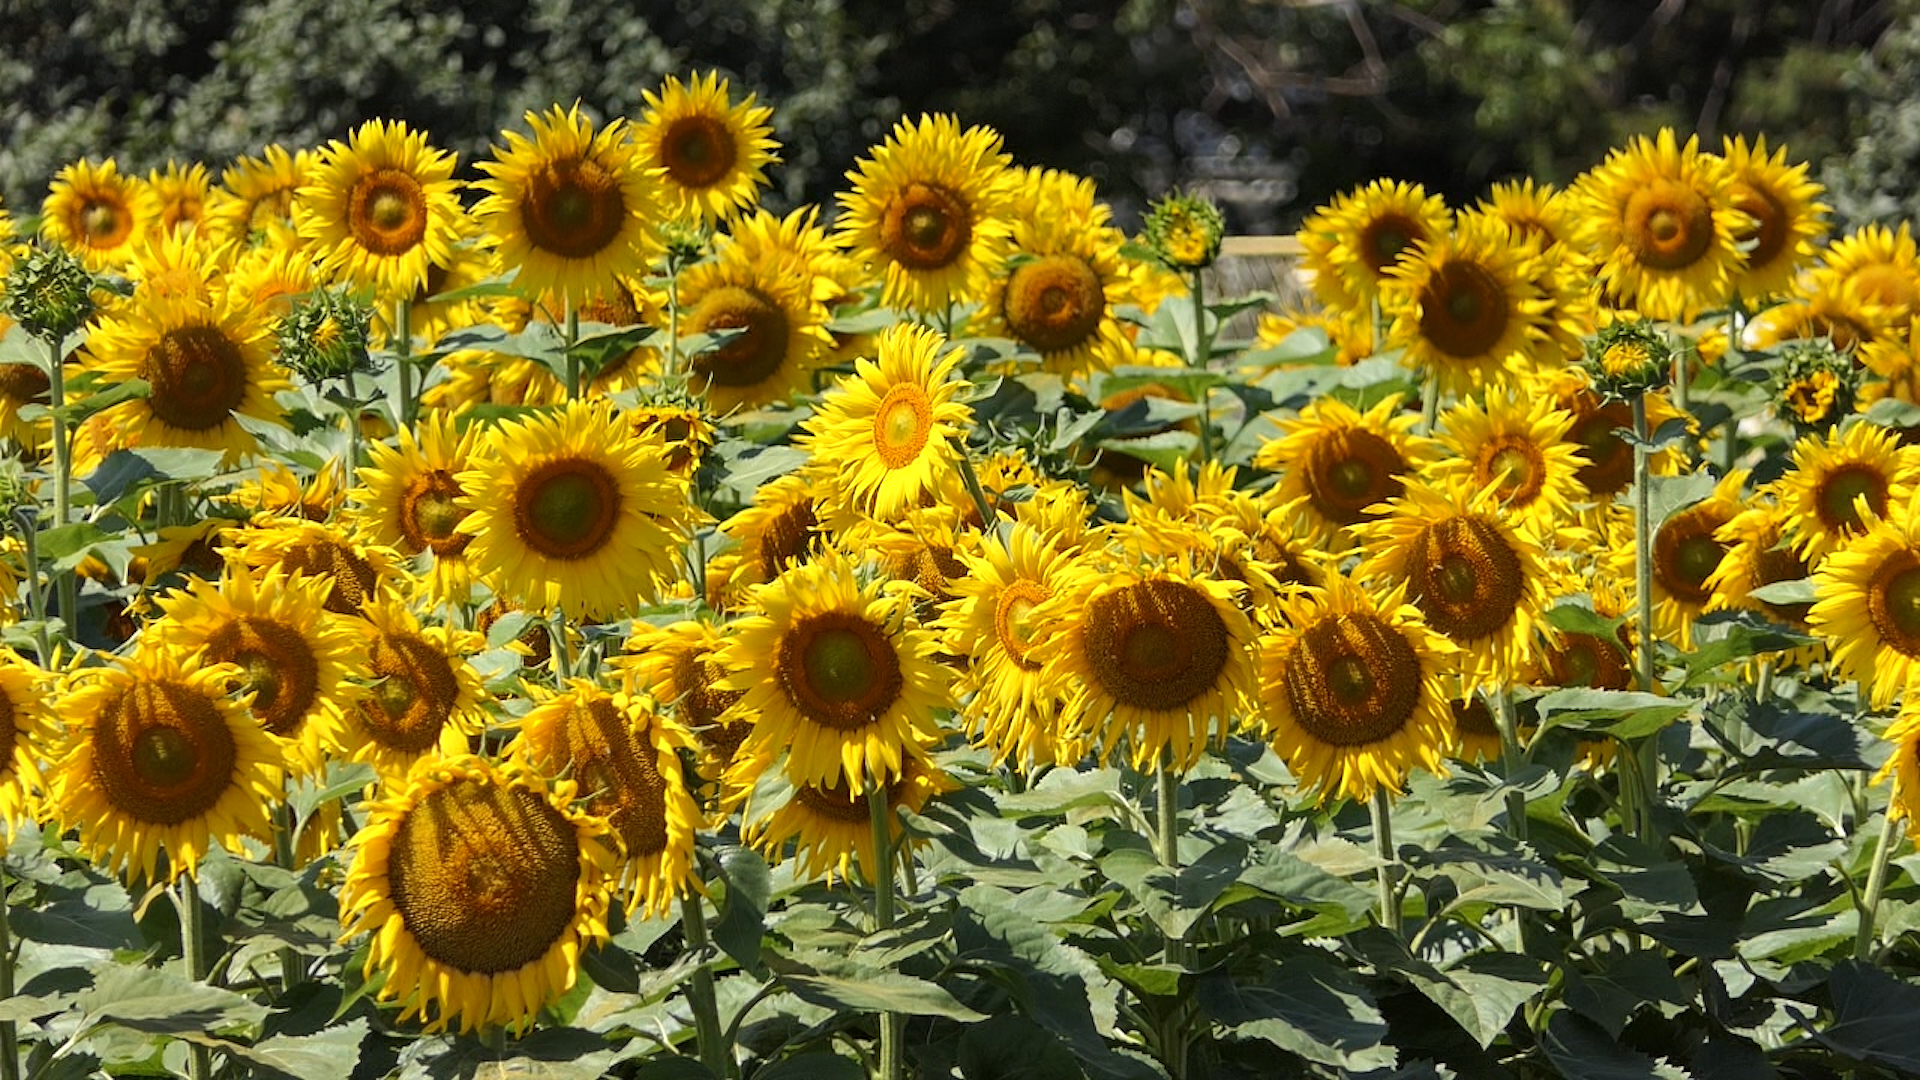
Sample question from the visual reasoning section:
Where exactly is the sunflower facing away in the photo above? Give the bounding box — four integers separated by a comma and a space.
1810, 489, 1920, 709
294, 119, 464, 299
457, 397, 693, 621
1706, 502, 1816, 637
1259, 576, 1457, 803
41, 158, 158, 272
0, 649, 52, 835
47, 644, 285, 883
474, 103, 664, 304
1876, 706, 1920, 843
836, 113, 1017, 315
635, 71, 779, 226
339, 754, 617, 1034
798, 322, 973, 524
353, 411, 481, 603
1809, 222, 1920, 330
718, 548, 950, 795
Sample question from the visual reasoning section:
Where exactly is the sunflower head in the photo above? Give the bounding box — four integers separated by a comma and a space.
3, 244, 96, 341
1141, 190, 1225, 271
1772, 339, 1857, 434
1585, 319, 1672, 398
636, 71, 780, 226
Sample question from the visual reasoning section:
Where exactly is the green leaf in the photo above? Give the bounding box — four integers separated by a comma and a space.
1411, 842, 1567, 912
1232, 851, 1375, 922
1237, 327, 1337, 369
1099, 840, 1248, 939
1564, 950, 1689, 1038
1807, 960, 1920, 1073
1541, 1012, 1691, 1079
994, 767, 1125, 818
1545, 601, 1626, 640
73, 964, 267, 1035
779, 971, 986, 1020
757, 1053, 865, 1080
198, 1020, 369, 1080
1094, 430, 1198, 475
1444, 953, 1554, 1049
82, 448, 226, 504
1533, 688, 1691, 738
713, 443, 811, 503
629, 1057, 720, 1080
1745, 578, 1815, 606
1677, 612, 1816, 687
39, 375, 148, 427
955, 1014, 1088, 1080
711, 845, 770, 975
1196, 953, 1394, 1071
1648, 469, 1720, 527
485, 608, 537, 649
35, 522, 113, 569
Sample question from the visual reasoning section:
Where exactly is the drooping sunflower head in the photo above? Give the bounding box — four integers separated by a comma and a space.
718, 472, 830, 603
1298, 179, 1453, 315
1875, 707, 1920, 844
738, 753, 954, 884
339, 754, 618, 1034
1257, 393, 1437, 545
41, 158, 159, 272
798, 322, 974, 524
1381, 212, 1551, 396
635, 71, 780, 226
47, 644, 285, 884
225, 516, 408, 619
835, 113, 1017, 315
615, 619, 749, 795
1718, 135, 1828, 301
457, 397, 694, 621
0, 649, 53, 836
1746, 279, 1893, 354
1775, 421, 1919, 566
1258, 575, 1457, 804
293, 119, 465, 300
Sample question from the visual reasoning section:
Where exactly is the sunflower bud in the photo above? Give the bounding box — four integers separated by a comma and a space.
657, 220, 709, 275
1773, 338, 1857, 434
277, 288, 374, 385
1584, 320, 1671, 398
1142, 190, 1225, 271
2, 244, 95, 342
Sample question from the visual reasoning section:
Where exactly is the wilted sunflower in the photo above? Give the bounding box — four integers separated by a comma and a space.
295, 119, 464, 299
457, 397, 692, 621
677, 237, 834, 414
1430, 388, 1590, 526
1568, 128, 1745, 321
835, 113, 1017, 315
338, 596, 488, 786
0, 649, 51, 835
475, 103, 663, 304
798, 322, 973, 524
207, 145, 313, 248
1380, 212, 1552, 396
1256, 393, 1437, 546
41, 158, 158, 271
149, 566, 362, 778
719, 549, 949, 793
353, 412, 480, 602
1810, 490, 1920, 708
1773, 422, 1919, 566
47, 644, 284, 883
740, 754, 953, 883
339, 754, 618, 1035
1354, 478, 1553, 688
1718, 135, 1828, 301
226, 517, 408, 616
634, 71, 779, 225
1259, 576, 1456, 803
1298, 179, 1452, 315
509, 680, 701, 918
81, 285, 290, 465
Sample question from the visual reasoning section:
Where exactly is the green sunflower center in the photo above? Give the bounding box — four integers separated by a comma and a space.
779, 612, 904, 731
514, 458, 623, 560
1868, 552, 1920, 654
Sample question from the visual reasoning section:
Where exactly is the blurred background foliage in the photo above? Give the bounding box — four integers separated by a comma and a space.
0, 0, 1914, 232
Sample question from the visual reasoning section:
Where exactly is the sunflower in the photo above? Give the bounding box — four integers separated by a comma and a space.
378, 213, 497, 351
1476, 178, 1578, 254
219, 459, 348, 523
615, 619, 748, 794
1297, 179, 1452, 315
634, 71, 779, 225
353, 412, 481, 603
1744, 281, 1892, 353
627, 402, 715, 477
224, 231, 324, 322
936, 520, 1081, 771
835, 113, 1017, 315
80, 285, 290, 466
148, 160, 213, 237
338, 754, 617, 1034
46, 644, 284, 883
1256, 393, 1437, 546
1535, 367, 1689, 501
1028, 551, 1259, 772
207, 145, 313, 248
508, 680, 701, 918
717, 473, 830, 602
1253, 305, 1374, 368
1706, 502, 1815, 634
457, 398, 692, 621
1568, 128, 1746, 321
0, 649, 52, 835
1773, 422, 1919, 567
1809, 492, 1920, 708
224, 517, 409, 617
474, 103, 664, 305
129, 515, 244, 587
1877, 707, 1920, 842
1809, 222, 1920, 329
337, 596, 488, 786
798, 323, 973, 524
719, 549, 949, 798
739, 754, 953, 883
1718, 135, 1828, 301
1258, 575, 1456, 803
0, 350, 50, 449
40, 158, 158, 271
676, 233, 834, 415
1354, 478, 1553, 688
1624, 469, 1749, 651
1430, 387, 1590, 526
1380, 212, 1552, 396
295, 119, 464, 299
148, 566, 362, 778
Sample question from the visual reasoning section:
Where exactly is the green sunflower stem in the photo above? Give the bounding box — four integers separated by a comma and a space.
563, 295, 581, 401
272, 805, 304, 994
1853, 808, 1904, 962
2, 859, 19, 1080
951, 437, 998, 529
548, 608, 574, 682
1420, 364, 1442, 435
679, 896, 730, 1077
393, 297, 415, 429
867, 780, 902, 1080
1371, 787, 1402, 936
14, 510, 50, 666
1188, 270, 1216, 464
177, 875, 214, 1080
44, 333, 75, 635
666, 269, 684, 390
1629, 391, 1660, 843
1493, 689, 1530, 843
343, 370, 362, 477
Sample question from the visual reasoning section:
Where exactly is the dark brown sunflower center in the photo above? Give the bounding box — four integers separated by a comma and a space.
778, 612, 904, 731
1284, 612, 1423, 746
1546, 631, 1633, 690
0, 692, 16, 765
794, 773, 889, 823
872, 384, 933, 469
1815, 464, 1890, 535
1653, 506, 1733, 604
1082, 579, 1230, 713
513, 457, 622, 560
206, 616, 321, 738
1570, 399, 1633, 497
1409, 516, 1526, 642
387, 777, 581, 975
1867, 550, 1920, 656
881, 182, 971, 271
1753, 540, 1813, 624
280, 539, 379, 615
401, 469, 472, 556
994, 579, 1051, 671
662, 115, 738, 189
347, 168, 429, 257
672, 650, 744, 730
359, 631, 462, 753
569, 698, 669, 858
687, 285, 791, 389
1361, 214, 1423, 275
90, 681, 238, 827
1004, 255, 1104, 354
0, 361, 50, 407
756, 501, 819, 581
1420, 260, 1510, 358
146, 325, 248, 433
1306, 428, 1408, 526
1730, 181, 1788, 271
1477, 435, 1546, 506
1626, 180, 1714, 272
523, 155, 627, 260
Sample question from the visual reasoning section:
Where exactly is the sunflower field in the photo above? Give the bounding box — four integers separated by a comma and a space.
0, 71, 1918, 1080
